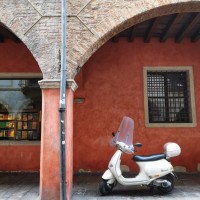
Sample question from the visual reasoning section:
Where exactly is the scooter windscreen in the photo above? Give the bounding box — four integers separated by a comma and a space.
113, 116, 134, 148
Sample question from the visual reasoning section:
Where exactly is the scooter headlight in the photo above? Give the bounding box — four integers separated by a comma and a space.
124, 145, 134, 154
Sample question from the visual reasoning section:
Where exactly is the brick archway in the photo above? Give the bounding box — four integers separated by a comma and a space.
69, 0, 200, 78
1, 1, 200, 199
1, 1, 200, 79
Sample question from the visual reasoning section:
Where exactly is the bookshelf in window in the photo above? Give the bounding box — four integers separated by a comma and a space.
0, 110, 41, 140
0, 112, 15, 140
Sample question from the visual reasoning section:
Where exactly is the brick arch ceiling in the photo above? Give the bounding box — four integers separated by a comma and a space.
1, 1, 200, 80
71, 0, 200, 79
0, 0, 61, 79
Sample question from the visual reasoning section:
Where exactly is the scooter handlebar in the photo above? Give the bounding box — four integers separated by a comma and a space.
134, 143, 142, 147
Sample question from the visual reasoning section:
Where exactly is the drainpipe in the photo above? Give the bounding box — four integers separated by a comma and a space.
59, 0, 67, 199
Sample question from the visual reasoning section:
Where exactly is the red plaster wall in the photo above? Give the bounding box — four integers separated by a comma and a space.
0, 40, 41, 72
0, 146, 40, 171
0, 40, 41, 171
74, 38, 200, 172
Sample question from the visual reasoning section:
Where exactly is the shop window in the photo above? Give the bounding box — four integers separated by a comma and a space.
0, 79, 41, 140
143, 67, 196, 127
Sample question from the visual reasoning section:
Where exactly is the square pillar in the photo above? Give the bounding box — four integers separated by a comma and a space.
39, 79, 77, 200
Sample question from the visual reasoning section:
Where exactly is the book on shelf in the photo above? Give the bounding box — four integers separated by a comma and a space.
28, 113, 33, 121
8, 129, 15, 138
22, 131, 27, 139
33, 113, 38, 120
16, 131, 22, 140
32, 131, 38, 140
0, 130, 4, 138
3, 114, 8, 120
28, 131, 33, 140
22, 122, 27, 130
4, 130, 8, 137
0, 121, 6, 128
0, 114, 13, 120
22, 113, 28, 121
27, 121, 32, 129
0, 114, 3, 120
6, 122, 14, 128
32, 122, 37, 129
16, 113, 22, 120
17, 122, 22, 130
8, 114, 13, 120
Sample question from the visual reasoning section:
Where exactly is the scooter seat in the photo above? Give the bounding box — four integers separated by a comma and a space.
133, 153, 166, 162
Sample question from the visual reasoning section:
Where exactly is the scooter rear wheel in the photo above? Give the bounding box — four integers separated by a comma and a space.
99, 179, 114, 195
157, 174, 174, 194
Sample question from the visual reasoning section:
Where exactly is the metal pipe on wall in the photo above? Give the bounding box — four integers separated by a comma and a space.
59, 0, 67, 199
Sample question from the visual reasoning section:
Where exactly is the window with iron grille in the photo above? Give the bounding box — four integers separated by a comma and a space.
147, 71, 189, 123
144, 67, 196, 127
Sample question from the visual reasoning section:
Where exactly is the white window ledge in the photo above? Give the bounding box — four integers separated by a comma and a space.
0, 140, 41, 146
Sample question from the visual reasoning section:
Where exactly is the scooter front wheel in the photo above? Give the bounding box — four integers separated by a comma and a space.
99, 179, 115, 195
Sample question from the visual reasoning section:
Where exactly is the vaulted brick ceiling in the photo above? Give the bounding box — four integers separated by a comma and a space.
112, 12, 200, 43
1, 12, 200, 44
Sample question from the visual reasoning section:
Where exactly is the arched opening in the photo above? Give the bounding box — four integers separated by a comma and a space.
0, 23, 42, 198
73, 11, 200, 176
74, 1, 200, 74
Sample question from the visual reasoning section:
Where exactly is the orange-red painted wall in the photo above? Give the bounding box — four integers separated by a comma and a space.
0, 40, 41, 171
0, 145, 40, 171
74, 38, 200, 172
0, 40, 41, 73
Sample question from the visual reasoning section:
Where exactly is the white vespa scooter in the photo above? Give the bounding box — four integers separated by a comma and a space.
99, 116, 181, 195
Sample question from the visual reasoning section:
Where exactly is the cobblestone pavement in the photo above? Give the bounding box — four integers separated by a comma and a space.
73, 173, 200, 200
0, 172, 200, 200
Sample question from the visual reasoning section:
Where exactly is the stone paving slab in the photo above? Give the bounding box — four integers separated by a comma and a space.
72, 173, 200, 200
0, 173, 39, 200
0, 172, 200, 200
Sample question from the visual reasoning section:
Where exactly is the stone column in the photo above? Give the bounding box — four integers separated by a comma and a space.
65, 80, 77, 200
39, 79, 77, 200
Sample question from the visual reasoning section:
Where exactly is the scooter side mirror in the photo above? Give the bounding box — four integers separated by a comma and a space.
134, 143, 142, 147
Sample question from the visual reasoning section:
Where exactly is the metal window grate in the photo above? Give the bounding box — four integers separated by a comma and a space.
147, 71, 190, 123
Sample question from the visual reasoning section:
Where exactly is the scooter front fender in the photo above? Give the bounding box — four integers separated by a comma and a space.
102, 169, 116, 184
102, 169, 115, 180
